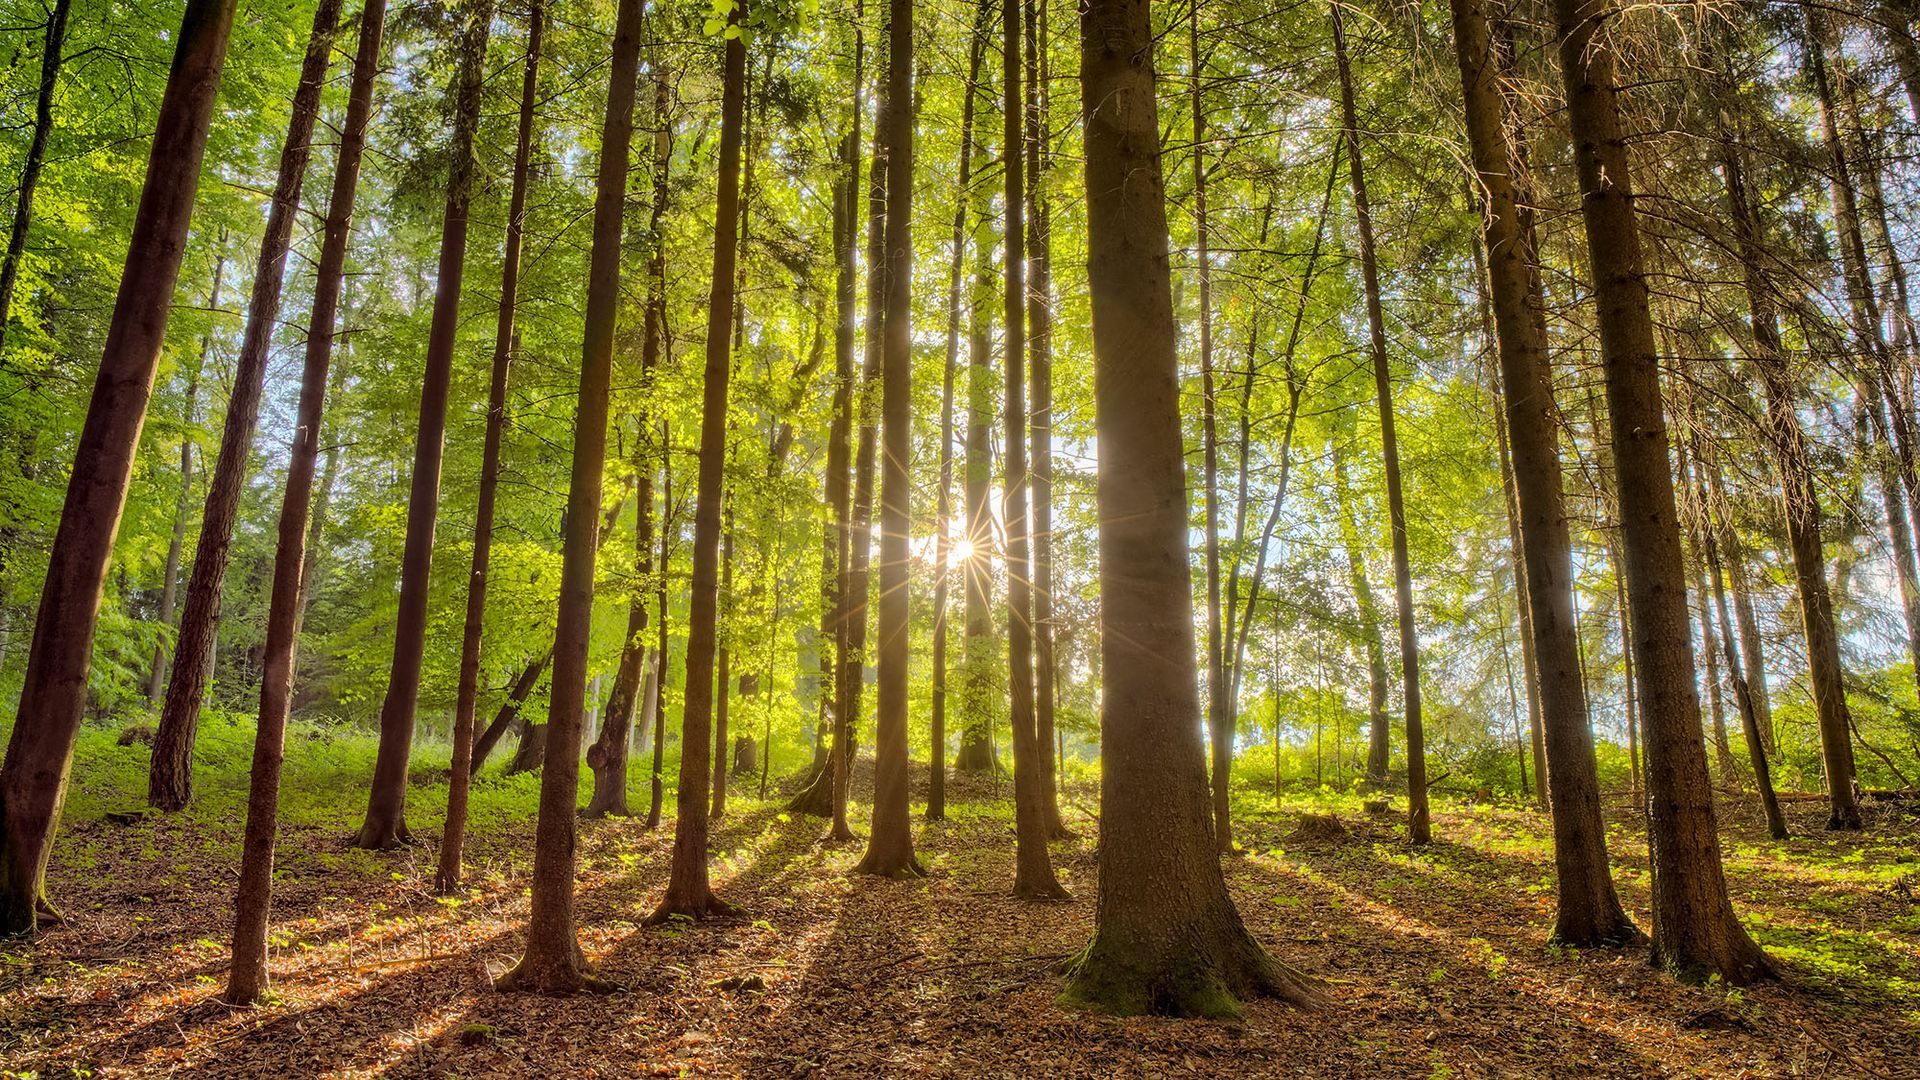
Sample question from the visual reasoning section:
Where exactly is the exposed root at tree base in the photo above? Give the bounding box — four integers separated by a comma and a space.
1059, 934, 1324, 1018
494, 945, 618, 996
853, 853, 925, 880
643, 890, 740, 925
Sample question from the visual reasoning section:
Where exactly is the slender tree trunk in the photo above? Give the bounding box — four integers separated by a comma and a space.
0, 0, 71, 357
1026, 0, 1066, 838
226, 0, 386, 999
856, 0, 921, 879
955, 128, 997, 776
299, 358, 348, 626
930, 5, 987, 821
149, 0, 345, 812
1333, 431, 1391, 783
1450, 0, 1638, 944
0, 0, 238, 934
471, 649, 552, 774
1063, 0, 1317, 1013
354, 0, 494, 850
648, 454, 672, 829
1002, 0, 1065, 899
1877, 0, 1920, 121
1332, 4, 1426, 844
149, 258, 227, 702
712, 513, 734, 820
494, 0, 644, 994
1552, 0, 1771, 983
648, 0, 746, 922
1674, 423, 1737, 785
436, 0, 543, 891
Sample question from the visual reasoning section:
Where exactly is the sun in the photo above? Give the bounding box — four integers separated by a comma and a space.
949, 537, 976, 565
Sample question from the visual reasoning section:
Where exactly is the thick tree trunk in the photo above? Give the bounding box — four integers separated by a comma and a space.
0, 0, 238, 935
647, 2, 746, 922
435, 0, 543, 892
0, 0, 70, 357
856, 0, 921, 880
1062, 0, 1316, 1014
1332, 4, 1426, 844
1451, 0, 1640, 945
354, 0, 494, 850
1002, 0, 1064, 899
149, 258, 227, 702
148, 0, 345, 813
494, 0, 643, 995
226, 0, 386, 1000
1552, 0, 1771, 984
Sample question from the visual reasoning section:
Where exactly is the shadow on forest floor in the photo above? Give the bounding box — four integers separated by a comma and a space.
2, 726, 1918, 1077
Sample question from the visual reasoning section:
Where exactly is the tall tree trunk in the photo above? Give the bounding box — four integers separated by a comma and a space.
930, 0, 988, 821
955, 122, 997, 776
1332, 429, 1391, 783
149, 257, 228, 701
647, 1, 746, 922
0, 0, 238, 935
856, 0, 921, 879
1002, 0, 1065, 899
1552, 0, 1771, 983
1451, 0, 1639, 945
298, 358, 349, 627
1062, 0, 1317, 1014
226, 0, 386, 1000
586, 69, 669, 818
353, 0, 494, 850
148, 0, 345, 812
712, 512, 734, 819
1332, 4, 1426, 844
1191, 0, 1229, 854
1674, 421, 1737, 784
648, 452, 672, 829
1026, 0, 1065, 838
435, 0, 543, 891
0, 0, 71, 358
494, 0, 644, 995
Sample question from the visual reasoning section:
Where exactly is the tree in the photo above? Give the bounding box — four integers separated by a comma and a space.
148, 0, 346, 813
1447, 0, 1639, 947
647, 0, 748, 923
0, 0, 71, 357
0, 0, 239, 935
1060, 0, 1317, 1016
855, 0, 922, 880
1331, 3, 1427, 844
494, 0, 645, 994
353, 0, 494, 850
437, 0, 545, 891
227, 0, 389, 1003
1551, 0, 1771, 984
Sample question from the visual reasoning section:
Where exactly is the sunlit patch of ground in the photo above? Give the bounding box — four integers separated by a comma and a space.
2, 724, 1917, 1077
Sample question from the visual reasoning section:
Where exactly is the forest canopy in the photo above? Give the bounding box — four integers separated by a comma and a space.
0, 0, 1918, 1072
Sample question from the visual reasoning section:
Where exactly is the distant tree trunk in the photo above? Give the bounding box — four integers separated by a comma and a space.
0, 0, 71, 357
647, 445, 672, 829
148, 0, 345, 813
1877, 0, 1920, 121
1552, 0, 1772, 984
711, 514, 734, 820
226, 0, 386, 1000
298, 358, 349, 626
1002, 0, 1065, 899
435, 0, 543, 892
1026, 0, 1065, 838
955, 142, 997, 775
930, 6, 987, 822
354, 0, 494, 850
0, 0, 238, 935
647, 1, 746, 923
1332, 433, 1391, 782
470, 649, 552, 774
1189, 0, 1229, 855
1450, 0, 1639, 945
493, 0, 643, 995
1332, 4, 1426, 844
149, 257, 228, 702
1699, 463, 1789, 840
1674, 424, 1737, 784
1062, 0, 1317, 1014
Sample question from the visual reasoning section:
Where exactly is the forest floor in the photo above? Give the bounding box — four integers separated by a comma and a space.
3, 718, 1920, 1078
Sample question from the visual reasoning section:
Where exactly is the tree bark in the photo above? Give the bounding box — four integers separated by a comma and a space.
647, 0, 746, 923
1551, 0, 1771, 984
226, 0, 386, 1000
494, 0, 644, 995
0, 0, 71, 357
1190, 0, 1229, 855
0, 0, 238, 935
648, 453, 672, 829
1002, 0, 1065, 899
435, 0, 543, 892
1332, 430, 1391, 784
955, 105, 997, 776
1062, 0, 1317, 1015
353, 0, 494, 850
1332, 4, 1426, 844
1026, 0, 1065, 839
